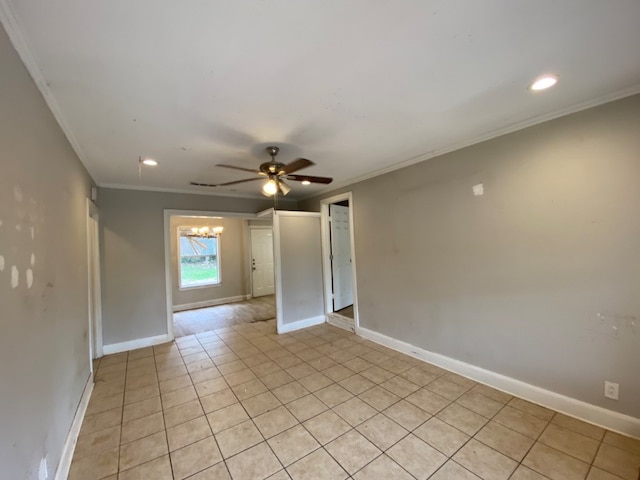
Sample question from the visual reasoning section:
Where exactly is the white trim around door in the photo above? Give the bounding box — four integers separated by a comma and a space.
320, 192, 360, 330
163, 209, 262, 339
86, 198, 102, 363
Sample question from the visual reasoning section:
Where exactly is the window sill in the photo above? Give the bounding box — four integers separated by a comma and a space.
178, 282, 222, 291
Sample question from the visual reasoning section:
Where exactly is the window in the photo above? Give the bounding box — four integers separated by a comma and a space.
178, 231, 220, 288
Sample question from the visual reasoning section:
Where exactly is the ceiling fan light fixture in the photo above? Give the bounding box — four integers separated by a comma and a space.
262, 179, 278, 196
278, 180, 292, 196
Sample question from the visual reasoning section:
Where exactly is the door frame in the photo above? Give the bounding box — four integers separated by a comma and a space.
163, 209, 268, 339
249, 225, 274, 298
86, 198, 103, 365
320, 192, 360, 330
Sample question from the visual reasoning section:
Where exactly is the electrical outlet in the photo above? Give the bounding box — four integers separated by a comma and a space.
604, 381, 619, 400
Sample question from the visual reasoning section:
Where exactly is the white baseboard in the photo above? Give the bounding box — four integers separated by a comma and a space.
54, 373, 94, 480
278, 315, 326, 334
357, 327, 640, 439
326, 313, 355, 333
173, 294, 250, 312
103, 333, 171, 355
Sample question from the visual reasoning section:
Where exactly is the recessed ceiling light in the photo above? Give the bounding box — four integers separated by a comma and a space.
301, 180, 311, 186
142, 158, 158, 166
529, 74, 558, 91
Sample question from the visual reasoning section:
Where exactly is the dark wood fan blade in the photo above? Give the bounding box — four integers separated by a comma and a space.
286, 174, 333, 184
190, 181, 218, 187
216, 164, 261, 174
191, 177, 262, 187
281, 158, 314, 175
218, 177, 263, 186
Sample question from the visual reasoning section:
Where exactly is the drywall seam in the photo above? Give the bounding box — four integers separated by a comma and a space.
357, 327, 640, 439
102, 334, 171, 355
53, 374, 93, 480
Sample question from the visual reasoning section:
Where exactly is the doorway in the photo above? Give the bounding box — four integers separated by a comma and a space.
250, 227, 275, 297
164, 210, 276, 337
329, 201, 353, 312
321, 192, 359, 332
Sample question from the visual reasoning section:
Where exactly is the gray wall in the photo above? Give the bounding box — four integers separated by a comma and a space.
275, 213, 324, 326
99, 189, 291, 345
301, 95, 640, 418
0, 24, 95, 479
170, 216, 249, 309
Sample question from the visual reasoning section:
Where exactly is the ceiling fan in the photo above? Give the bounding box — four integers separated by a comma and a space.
190, 146, 333, 197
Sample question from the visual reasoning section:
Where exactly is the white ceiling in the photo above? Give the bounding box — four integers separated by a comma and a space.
3, 1, 640, 199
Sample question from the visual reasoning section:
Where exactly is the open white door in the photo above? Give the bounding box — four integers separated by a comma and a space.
250, 228, 275, 297
329, 204, 353, 311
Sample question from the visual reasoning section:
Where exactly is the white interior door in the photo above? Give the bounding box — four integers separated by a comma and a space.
330, 204, 353, 310
251, 228, 275, 297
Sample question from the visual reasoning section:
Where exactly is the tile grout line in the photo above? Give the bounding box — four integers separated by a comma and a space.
193, 331, 234, 480
152, 346, 176, 479
506, 409, 556, 479
204, 327, 289, 478
116, 351, 129, 475
83, 322, 637, 480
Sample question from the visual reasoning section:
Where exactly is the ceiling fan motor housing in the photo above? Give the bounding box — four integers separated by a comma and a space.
261, 146, 287, 175
260, 162, 286, 175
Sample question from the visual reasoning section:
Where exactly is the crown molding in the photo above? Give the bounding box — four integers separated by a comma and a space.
300, 85, 640, 201
0, 1, 96, 179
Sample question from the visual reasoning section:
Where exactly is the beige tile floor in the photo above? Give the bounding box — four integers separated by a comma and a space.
72, 322, 640, 480
173, 295, 276, 336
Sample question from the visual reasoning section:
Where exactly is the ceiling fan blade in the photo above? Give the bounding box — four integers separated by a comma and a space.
190, 181, 218, 187
190, 177, 262, 187
286, 174, 333, 184
217, 178, 264, 186
281, 158, 314, 175
216, 164, 261, 174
